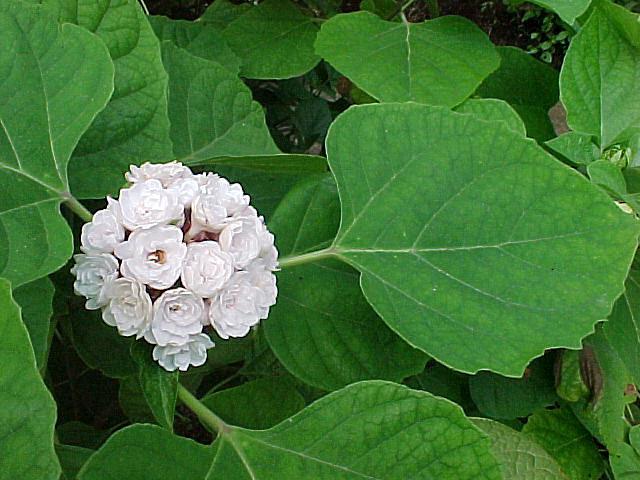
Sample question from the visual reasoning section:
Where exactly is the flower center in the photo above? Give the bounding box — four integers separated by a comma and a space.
147, 250, 167, 264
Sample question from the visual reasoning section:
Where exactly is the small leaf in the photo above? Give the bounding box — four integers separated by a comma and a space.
13, 277, 55, 369
611, 425, 640, 479
201, 378, 305, 429
545, 132, 600, 166
266, 174, 428, 390
587, 160, 627, 195
130, 342, 178, 430
405, 361, 476, 413
315, 12, 499, 107
149, 15, 240, 72
474, 418, 569, 480
477, 46, 559, 141
561, 2, 640, 148
469, 356, 558, 420
64, 0, 174, 198
522, 407, 605, 480
455, 98, 527, 136
326, 103, 639, 376
162, 42, 278, 163
56, 445, 93, 480
528, 0, 591, 24
78, 425, 212, 480
219, 0, 321, 79
0, 1, 113, 285
67, 306, 136, 379
0, 278, 60, 479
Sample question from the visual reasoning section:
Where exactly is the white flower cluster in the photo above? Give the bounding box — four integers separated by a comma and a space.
71, 162, 278, 371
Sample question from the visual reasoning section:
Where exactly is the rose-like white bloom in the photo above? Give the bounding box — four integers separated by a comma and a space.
101, 277, 153, 339
115, 225, 187, 289
209, 269, 276, 339
149, 288, 205, 346
218, 211, 269, 268
117, 179, 184, 230
181, 241, 234, 298
126, 161, 194, 188
247, 263, 278, 318
80, 199, 125, 254
170, 177, 200, 207
152, 333, 214, 371
70, 253, 120, 310
190, 175, 249, 232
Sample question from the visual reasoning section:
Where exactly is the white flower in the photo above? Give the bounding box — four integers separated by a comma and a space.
191, 175, 249, 232
101, 277, 153, 339
181, 242, 234, 298
218, 213, 265, 268
170, 177, 200, 207
152, 333, 214, 372
126, 161, 194, 188
80, 199, 125, 254
149, 288, 205, 346
117, 179, 184, 230
70, 253, 120, 310
208, 269, 276, 339
115, 225, 187, 289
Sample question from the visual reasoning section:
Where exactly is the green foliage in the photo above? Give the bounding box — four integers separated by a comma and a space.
3, 0, 640, 476
0, 279, 60, 479
316, 12, 500, 107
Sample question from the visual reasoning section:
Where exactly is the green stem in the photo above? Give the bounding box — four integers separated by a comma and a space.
426, 0, 439, 17
177, 384, 227, 435
63, 194, 93, 222
278, 247, 337, 269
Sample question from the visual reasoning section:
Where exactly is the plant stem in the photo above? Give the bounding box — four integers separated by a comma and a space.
63, 194, 93, 222
177, 384, 227, 435
426, 0, 439, 17
278, 247, 337, 269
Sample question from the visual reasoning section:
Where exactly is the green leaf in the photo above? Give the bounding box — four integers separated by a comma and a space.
325, 103, 639, 376
266, 174, 428, 390
405, 361, 476, 414
473, 418, 569, 480
218, 0, 320, 79
455, 98, 527, 136
545, 132, 599, 165
0, 278, 60, 479
130, 342, 178, 430
570, 326, 635, 452
162, 42, 278, 163
469, 356, 558, 420
477, 46, 559, 141
602, 269, 640, 385
200, 0, 251, 28
587, 160, 627, 195
78, 424, 213, 480
13, 277, 55, 369
560, 2, 640, 148
522, 407, 605, 480
201, 378, 305, 429
148, 15, 240, 72
56, 444, 93, 480
118, 376, 156, 424
528, 0, 591, 24
611, 425, 640, 479
0, 1, 113, 286
315, 12, 499, 107
67, 306, 136, 379
64, 0, 174, 198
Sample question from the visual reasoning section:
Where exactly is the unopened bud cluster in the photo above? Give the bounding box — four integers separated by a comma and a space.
71, 162, 278, 371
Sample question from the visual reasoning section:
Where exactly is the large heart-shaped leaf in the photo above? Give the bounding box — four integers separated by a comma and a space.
14, 277, 55, 369
529, 0, 591, 24
315, 12, 499, 107
62, 0, 174, 198
80, 381, 502, 479
0, 278, 60, 479
561, 1, 640, 148
323, 103, 638, 376
266, 174, 427, 390
0, 1, 113, 286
